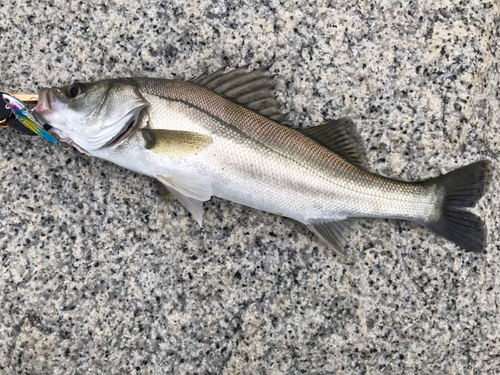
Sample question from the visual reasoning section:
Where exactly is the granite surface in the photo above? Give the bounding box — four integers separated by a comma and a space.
1, 1, 499, 374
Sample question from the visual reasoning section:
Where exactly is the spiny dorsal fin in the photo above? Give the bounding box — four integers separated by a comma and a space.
297, 118, 366, 168
191, 66, 290, 125
308, 220, 351, 257
142, 129, 213, 157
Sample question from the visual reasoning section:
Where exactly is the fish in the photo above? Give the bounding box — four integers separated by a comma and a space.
2, 93, 58, 144
32, 66, 491, 254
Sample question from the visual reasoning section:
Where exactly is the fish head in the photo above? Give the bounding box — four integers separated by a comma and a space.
33, 78, 147, 153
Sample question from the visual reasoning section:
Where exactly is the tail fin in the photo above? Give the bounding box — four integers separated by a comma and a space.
419, 161, 491, 253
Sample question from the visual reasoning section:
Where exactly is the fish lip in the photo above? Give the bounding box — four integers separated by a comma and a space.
34, 88, 51, 113
33, 89, 67, 120
100, 106, 145, 149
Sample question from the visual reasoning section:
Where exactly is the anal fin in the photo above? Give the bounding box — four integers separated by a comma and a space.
308, 220, 351, 256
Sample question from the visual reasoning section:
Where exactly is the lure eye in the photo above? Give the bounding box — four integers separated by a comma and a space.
68, 84, 83, 98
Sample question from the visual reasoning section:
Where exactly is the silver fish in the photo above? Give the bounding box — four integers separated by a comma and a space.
33, 67, 490, 254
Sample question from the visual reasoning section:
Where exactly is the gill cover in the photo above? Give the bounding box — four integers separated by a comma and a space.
34, 79, 148, 151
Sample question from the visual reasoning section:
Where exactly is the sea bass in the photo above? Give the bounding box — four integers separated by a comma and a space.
32, 66, 490, 253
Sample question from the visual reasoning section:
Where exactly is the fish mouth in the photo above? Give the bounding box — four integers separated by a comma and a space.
100, 106, 145, 149
33, 88, 67, 126
34, 88, 52, 113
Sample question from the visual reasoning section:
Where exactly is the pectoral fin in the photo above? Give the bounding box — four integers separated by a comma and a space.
142, 129, 213, 157
157, 175, 213, 226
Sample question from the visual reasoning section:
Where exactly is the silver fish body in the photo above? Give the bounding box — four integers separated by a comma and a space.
33, 68, 490, 253
96, 79, 437, 222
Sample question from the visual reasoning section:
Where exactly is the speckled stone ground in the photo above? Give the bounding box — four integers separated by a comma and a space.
1, 1, 499, 374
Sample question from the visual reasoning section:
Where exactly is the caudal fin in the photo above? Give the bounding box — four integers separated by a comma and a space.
420, 161, 491, 253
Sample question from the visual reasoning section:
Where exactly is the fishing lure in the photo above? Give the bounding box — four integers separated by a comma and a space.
2, 93, 58, 144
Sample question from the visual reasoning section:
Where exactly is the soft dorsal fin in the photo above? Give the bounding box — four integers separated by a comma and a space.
308, 220, 351, 257
297, 118, 366, 168
191, 66, 290, 125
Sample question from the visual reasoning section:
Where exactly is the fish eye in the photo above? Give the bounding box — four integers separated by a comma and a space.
68, 84, 84, 98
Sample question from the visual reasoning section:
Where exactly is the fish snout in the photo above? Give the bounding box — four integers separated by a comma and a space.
34, 88, 68, 114
33, 88, 51, 113
33, 88, 69, 127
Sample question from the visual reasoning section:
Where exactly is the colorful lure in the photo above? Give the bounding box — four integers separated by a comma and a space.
2, 93, 58, 144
